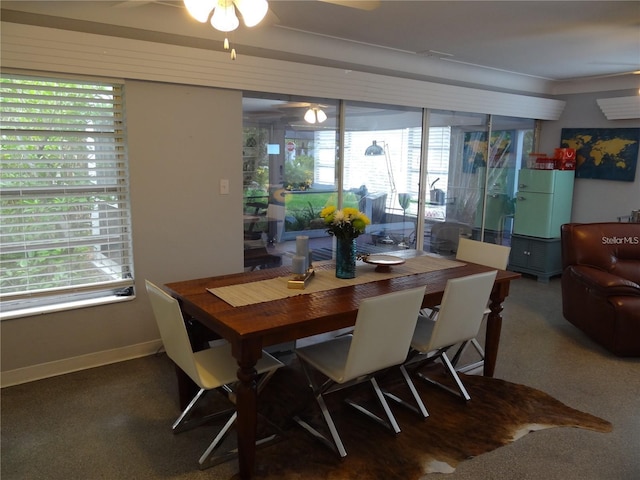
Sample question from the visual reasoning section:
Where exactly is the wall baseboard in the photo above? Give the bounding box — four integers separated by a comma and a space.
0, 340, 164, 388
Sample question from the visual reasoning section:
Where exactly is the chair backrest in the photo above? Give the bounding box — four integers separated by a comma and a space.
343, 286, 426, 382
561, 222, 640, 284
456, 237, 511, 270
430, 221, 472, 254
145, 280, 202, 386
422, 271, 498, 352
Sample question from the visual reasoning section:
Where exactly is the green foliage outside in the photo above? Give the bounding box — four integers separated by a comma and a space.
283, 154, 314, 191
284, 191, 359, 232
243, 128, 270, 191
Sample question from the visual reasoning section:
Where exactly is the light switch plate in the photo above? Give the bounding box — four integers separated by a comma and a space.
219, 178, 229, 195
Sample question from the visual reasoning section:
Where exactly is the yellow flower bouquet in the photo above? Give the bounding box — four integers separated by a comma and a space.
319, 206, 371, 240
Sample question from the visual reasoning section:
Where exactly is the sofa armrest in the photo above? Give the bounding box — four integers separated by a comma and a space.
568, 265, 640, 297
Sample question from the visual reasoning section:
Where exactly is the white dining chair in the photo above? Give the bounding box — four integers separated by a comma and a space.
422, 238, 510, 373
145, 280, 284, 469
293, 286, 427, 457
453, 238, 510, 372
405, 271, 497, 402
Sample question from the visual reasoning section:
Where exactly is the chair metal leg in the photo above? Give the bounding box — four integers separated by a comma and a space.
470, 338, 485, 357
173, 387, 207, 432
419, 306, 439, 319
412, 349, 472, 401
298, 391, 348, 457
255, 367, 278, 395
345, 377, 401, 434
452, 337, 485, 374
176, 368, 281, 468
173, 388, 235, 434
382, 365, 429, 419
450, 340, 470, 367
456, 359, 484, 374
294, 360, 347, 457
198, 411, 281, 469
440, 352, 471, 401
295, 359, 406, 457
198, 412, 238, 468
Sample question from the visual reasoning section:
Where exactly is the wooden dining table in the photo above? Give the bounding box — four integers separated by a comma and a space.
164, 250, 520, 479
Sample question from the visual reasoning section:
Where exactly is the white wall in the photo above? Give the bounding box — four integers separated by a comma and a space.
0, 81, 243, 385
539, 89, 640, 223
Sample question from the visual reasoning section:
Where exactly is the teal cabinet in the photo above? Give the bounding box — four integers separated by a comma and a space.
509, 235, 562, 283
513, 169, 574, 239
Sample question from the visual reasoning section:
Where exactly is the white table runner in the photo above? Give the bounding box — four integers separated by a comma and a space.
208, 255, 465, 307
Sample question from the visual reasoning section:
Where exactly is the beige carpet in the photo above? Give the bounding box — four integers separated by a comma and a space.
244, 363, 612, 480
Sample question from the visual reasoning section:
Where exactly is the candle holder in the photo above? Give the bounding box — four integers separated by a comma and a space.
287, 267, 315, 289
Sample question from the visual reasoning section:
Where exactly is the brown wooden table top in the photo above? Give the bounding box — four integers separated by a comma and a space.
165, 251, 520, 348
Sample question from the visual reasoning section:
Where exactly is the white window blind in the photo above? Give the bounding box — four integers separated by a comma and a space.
0, 74, 134, 317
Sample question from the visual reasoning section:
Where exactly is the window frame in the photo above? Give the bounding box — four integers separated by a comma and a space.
0, 73, 135, 319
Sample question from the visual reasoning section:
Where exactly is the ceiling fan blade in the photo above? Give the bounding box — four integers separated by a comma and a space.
113, 1, 182, 9
274, 102, 331, 111
113, 1, 156, 8
273, 102, 312, 109
319, 0, 381, 11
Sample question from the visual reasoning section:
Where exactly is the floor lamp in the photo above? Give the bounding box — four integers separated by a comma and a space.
398, 193, 412, 248
365, 140, 397, 245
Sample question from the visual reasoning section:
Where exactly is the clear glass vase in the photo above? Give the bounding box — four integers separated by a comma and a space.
335, 237, 357, 279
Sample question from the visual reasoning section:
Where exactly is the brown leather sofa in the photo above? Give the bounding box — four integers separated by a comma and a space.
561, 223, 640, 356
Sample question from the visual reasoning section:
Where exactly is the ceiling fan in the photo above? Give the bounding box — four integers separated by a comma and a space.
113, 0, 380, 59
113, 1, 179, 8
272, 102, 332, 124
272, 101, 329, 109
114, 0, 380, 11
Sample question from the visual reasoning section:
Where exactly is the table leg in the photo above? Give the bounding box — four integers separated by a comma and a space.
484, 281, 510, 377
233, 341, 261, 480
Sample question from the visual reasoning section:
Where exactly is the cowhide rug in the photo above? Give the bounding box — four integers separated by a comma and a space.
240, 363, 611, 480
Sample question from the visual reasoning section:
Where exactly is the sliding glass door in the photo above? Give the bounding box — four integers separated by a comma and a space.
242, 93, 538, 267
342, 102, 423, 253
425, 111, 489, 253
425, 111, 536, 253
481, 115, 536, 245
242, 94, 339, 255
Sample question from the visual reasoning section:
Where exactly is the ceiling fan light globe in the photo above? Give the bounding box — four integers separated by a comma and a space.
304, 108, 317, 124
234, 0, 269, 27
211, 3, 240, 32
183, 0, 217, 23
316, 108, 327, 123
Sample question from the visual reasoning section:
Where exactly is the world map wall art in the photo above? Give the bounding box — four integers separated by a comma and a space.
560, 128, 639, 182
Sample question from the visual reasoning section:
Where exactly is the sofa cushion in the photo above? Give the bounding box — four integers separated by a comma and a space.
570, 265, 640, 297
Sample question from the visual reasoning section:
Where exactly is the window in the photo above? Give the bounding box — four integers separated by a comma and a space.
242, 93, 540, 261
342, 102, 423, 251
242, 93, 339, 245
1, 74, 134, 318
